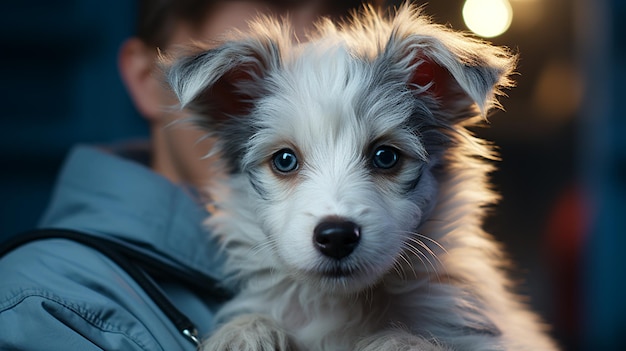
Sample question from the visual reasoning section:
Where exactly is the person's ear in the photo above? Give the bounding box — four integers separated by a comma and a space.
118, 38, 166, 121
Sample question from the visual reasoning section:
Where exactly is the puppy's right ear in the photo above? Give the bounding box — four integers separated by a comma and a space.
163, 36, 282, 127
378, 5, 516, 124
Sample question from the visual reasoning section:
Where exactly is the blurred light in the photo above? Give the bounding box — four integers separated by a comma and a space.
462, 0, 513, 38
532, 59, 584, 123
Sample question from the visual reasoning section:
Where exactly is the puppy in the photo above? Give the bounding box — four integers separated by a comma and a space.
165, 4, 559, 350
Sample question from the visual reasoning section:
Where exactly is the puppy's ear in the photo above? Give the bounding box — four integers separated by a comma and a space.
384, 8, 516, 123
164, 36, 282, 127
162, 33, 282, 173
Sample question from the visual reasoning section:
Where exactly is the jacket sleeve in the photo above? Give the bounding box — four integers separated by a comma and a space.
0, 240, 195, 351
0, 290, 158, 350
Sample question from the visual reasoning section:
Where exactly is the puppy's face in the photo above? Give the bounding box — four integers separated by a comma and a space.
165, 7, 514, 293
237, 47, 438, 292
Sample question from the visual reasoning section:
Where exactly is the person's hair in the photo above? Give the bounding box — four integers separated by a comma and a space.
136, 0, 384, 48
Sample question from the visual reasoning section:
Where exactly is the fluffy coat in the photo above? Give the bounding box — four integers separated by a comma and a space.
165, 4, 559, 350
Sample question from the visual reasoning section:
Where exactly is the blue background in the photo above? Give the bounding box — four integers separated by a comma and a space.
1, 1, 148, 236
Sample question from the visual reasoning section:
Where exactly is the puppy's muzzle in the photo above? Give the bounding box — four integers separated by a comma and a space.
313, 218, 361, 259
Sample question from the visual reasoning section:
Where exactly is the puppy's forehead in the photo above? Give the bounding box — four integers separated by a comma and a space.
256, 41, 414, 147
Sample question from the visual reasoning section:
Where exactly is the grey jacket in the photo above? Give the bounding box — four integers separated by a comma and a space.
0, 145, 228, 350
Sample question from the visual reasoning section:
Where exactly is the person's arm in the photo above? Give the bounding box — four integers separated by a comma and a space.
0, 292, 157, 350
0, 240, 194, 351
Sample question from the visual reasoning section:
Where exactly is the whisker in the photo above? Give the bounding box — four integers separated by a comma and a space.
410, 231, 449, 254
398, 230, 447, 263
394, 252, 414, 279
395, 258, 409, 280
249, 240, 273, 255
405, 236, 444, 271
361, 285, 375, 307
247, 238, 280, 277
403, 241, 440, 283
397, 229, 450, 284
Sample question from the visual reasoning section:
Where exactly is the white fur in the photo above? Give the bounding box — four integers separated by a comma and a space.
166, 3, 559, 351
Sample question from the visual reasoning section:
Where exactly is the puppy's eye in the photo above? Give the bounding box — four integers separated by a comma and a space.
272, 148, 298, 173
372, 146, 399, 169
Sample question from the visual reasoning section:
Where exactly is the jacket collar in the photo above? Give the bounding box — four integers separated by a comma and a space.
39, 144, 226, 282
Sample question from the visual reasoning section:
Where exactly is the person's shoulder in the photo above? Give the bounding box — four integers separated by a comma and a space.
0, 238, 189, 350
1, 238, 116, 293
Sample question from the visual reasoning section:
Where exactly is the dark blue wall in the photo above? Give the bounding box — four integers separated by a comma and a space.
0, 2, 148, 237
580, 0, 626, 348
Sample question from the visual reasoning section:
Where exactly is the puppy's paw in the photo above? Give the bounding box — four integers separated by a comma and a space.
199, 314, 294, 351
355, 329, 453, 351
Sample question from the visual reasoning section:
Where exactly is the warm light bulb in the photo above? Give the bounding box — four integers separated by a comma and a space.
462, 0, 513, 38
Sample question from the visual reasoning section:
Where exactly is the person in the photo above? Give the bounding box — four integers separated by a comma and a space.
0, 1, 381, 349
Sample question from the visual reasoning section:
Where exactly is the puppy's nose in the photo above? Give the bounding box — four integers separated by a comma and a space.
313, 219, 361, 259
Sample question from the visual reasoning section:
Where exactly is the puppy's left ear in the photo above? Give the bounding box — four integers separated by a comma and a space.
384, 10, 516, 122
